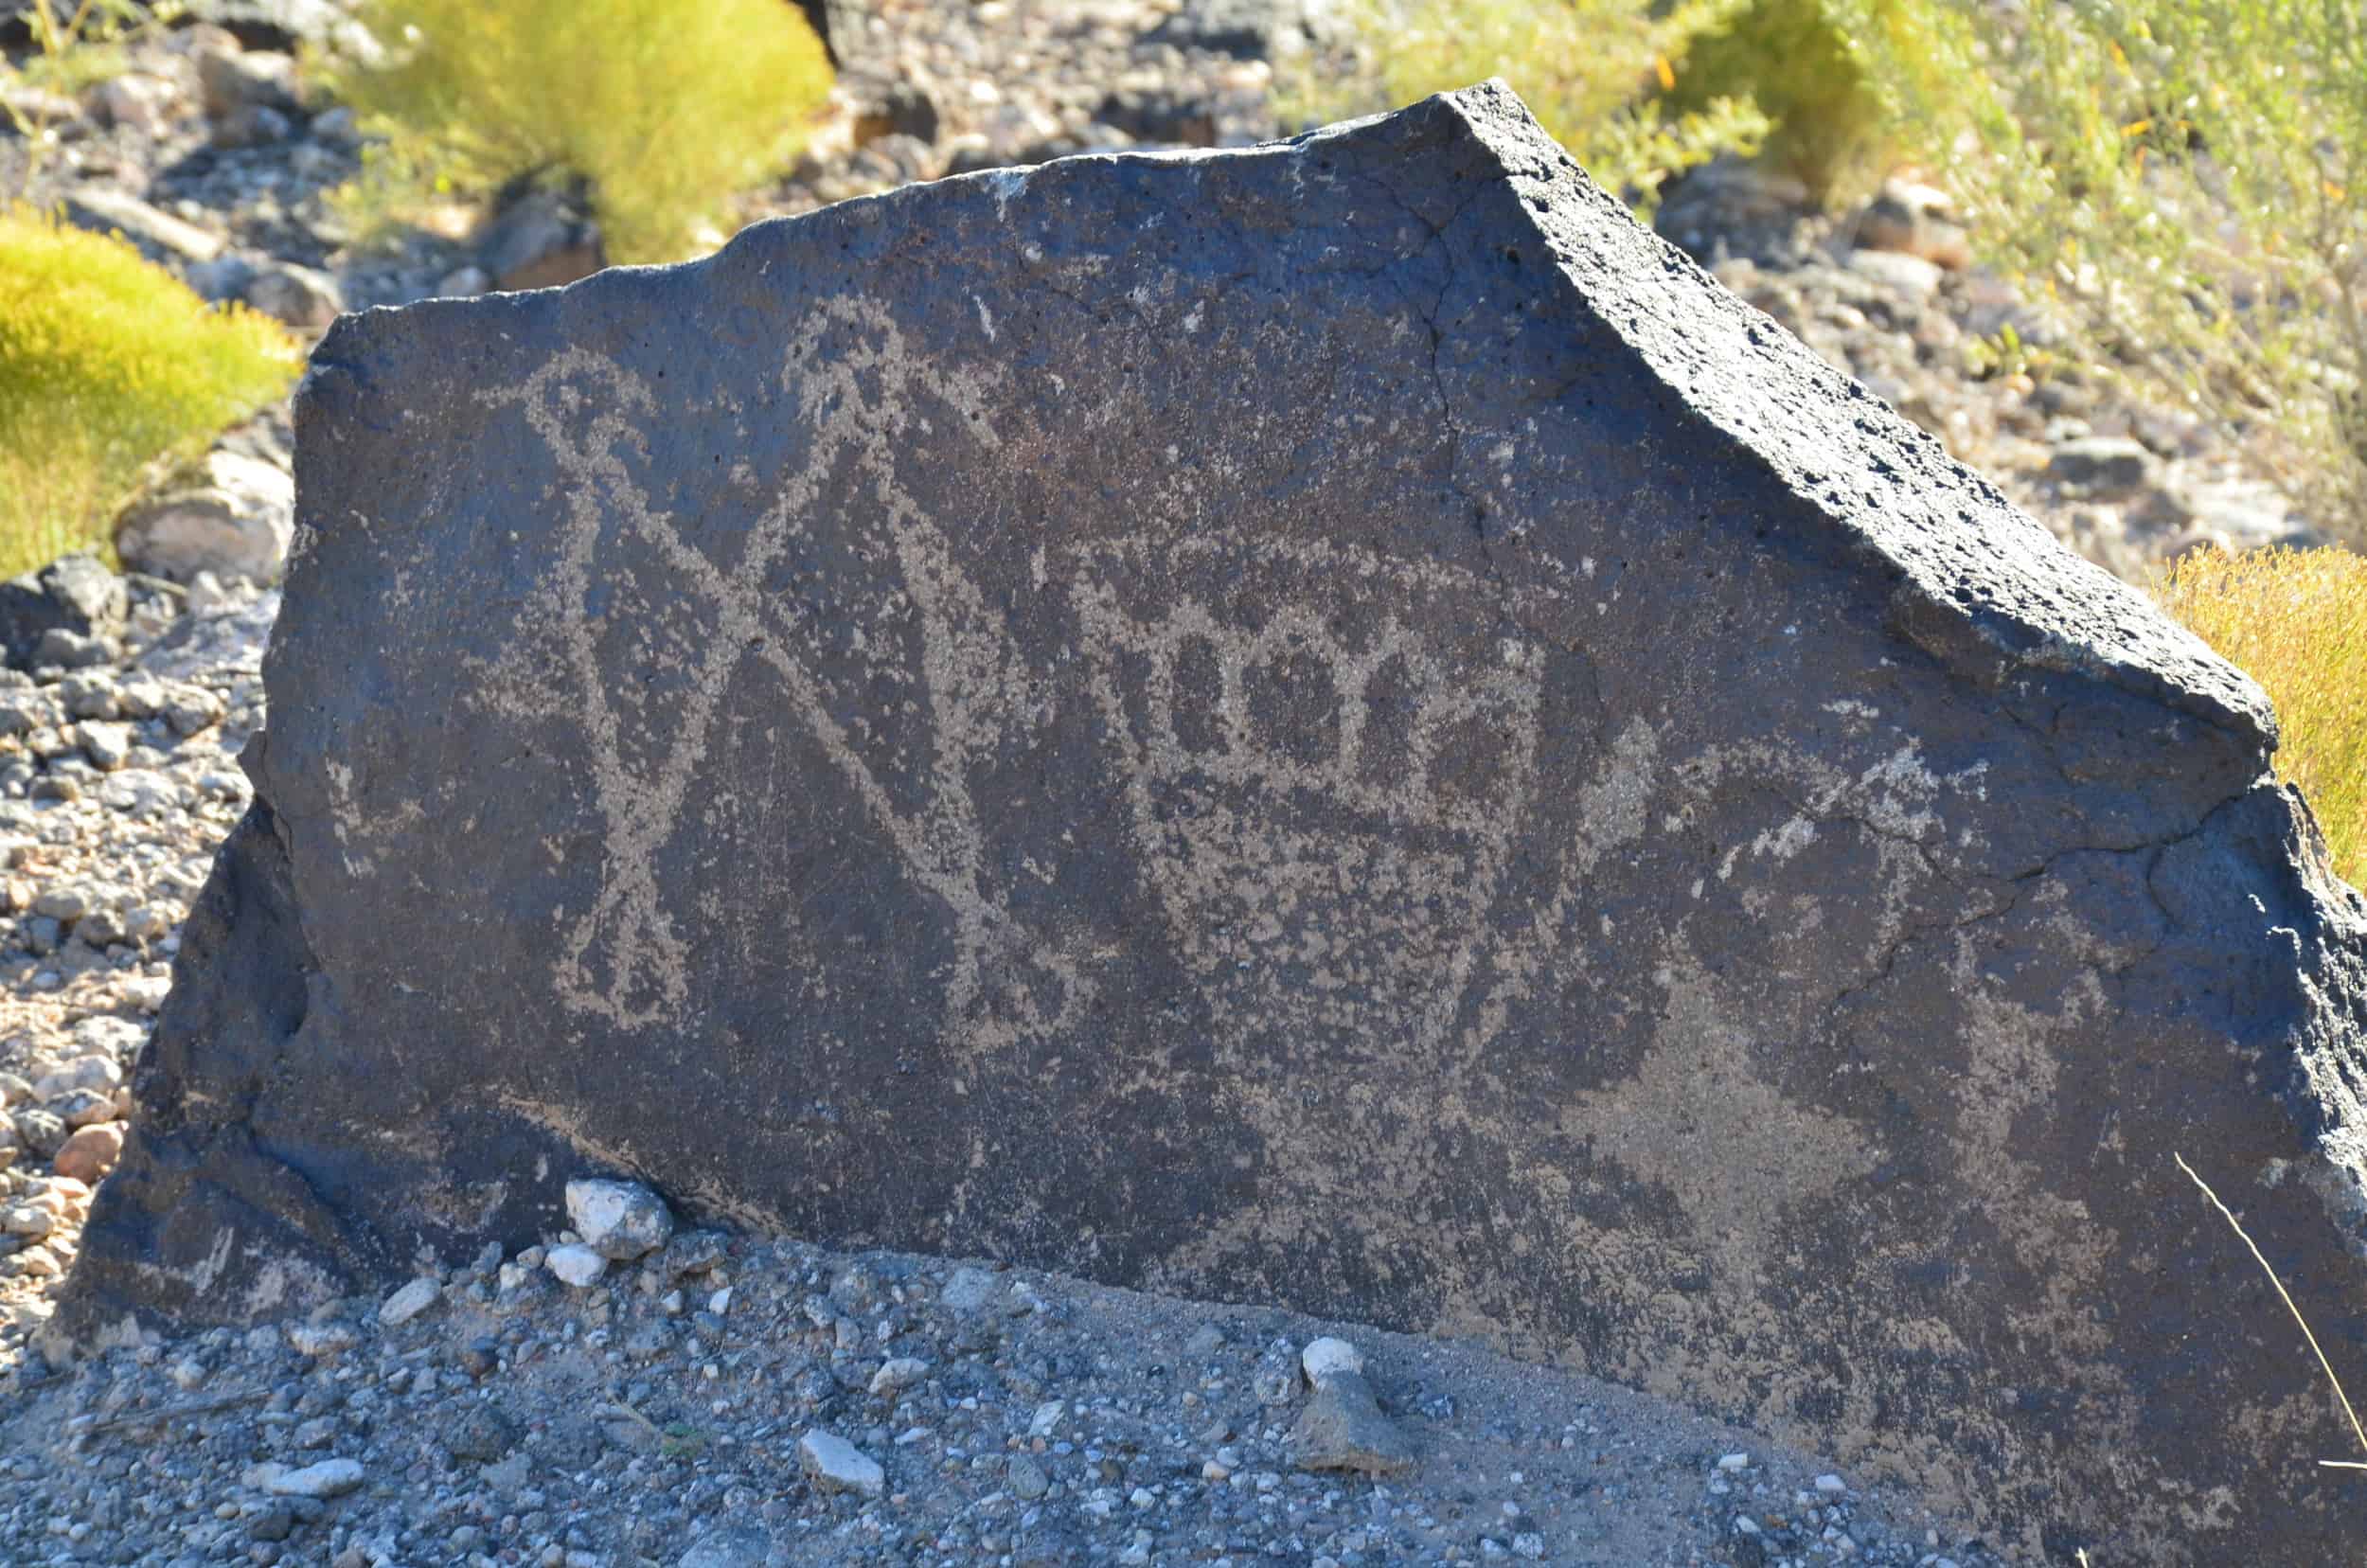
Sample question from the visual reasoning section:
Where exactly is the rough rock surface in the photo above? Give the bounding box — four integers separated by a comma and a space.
60, 84, 2367, 1564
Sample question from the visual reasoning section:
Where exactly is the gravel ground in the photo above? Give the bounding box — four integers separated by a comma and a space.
2, 1178, 2010, 1568
0, 578, 272, 1304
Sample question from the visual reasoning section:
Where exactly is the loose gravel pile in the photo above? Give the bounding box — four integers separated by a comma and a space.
3, 1173, 2009, 1568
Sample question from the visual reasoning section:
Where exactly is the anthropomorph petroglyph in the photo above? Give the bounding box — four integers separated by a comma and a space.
479, 297, 1091, 1056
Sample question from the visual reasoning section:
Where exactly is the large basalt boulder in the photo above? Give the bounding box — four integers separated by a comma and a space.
62, 84, 2367, 1563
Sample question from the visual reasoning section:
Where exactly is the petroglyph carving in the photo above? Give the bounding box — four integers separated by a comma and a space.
480, 297, 1085, 1049
76, 86, 2367, 1567
1073, 538, 1545, 1067
487, 309, 1609, 1083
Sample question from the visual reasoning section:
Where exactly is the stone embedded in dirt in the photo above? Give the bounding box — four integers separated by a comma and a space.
476, 187, 605, 294
869, 1355, 931, 1396
565, 1177, 673, 1261
1252, 1340, 1301, 1405
376, 1276, 440, 1327
441, 1404, 519, 1464
1, 1204, 55, 1239
89, 72, 182, 137
62, 187, 226, 265
2045, 434, 2157, 494
252, 1457, 364, 1499
55, 1122, 130, 1184
1292, 1334, 1413, 1476
1290, 1365, 1415, 1478
210, 101, 293, 151
54, 1122, 133, 1184
62, 82, 2367, 1566
115, 449, 296, 586
243, 261, 344, 331
1300, 1336, 1363, 1383
797, 1430, 885, 1497
285, 1320, 356, 1358
195, 41, 299, 120
679, 1524, 773, 1568
543, 1243, 607, 1288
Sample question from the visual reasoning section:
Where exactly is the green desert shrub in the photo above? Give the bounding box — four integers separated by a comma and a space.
1881, 0, 2367, 545
2154, 545, 2365, 888
1275, 0, 1772, 215
0, 205, 300, 579
1669, 0, 1970, 205
0, 0, 173, 101
311, 0, 835, 264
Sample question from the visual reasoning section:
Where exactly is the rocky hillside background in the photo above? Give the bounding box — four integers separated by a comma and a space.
1, 0, 2329, 596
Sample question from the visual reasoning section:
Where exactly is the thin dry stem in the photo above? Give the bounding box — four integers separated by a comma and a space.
2174, 1151, 2367, 1470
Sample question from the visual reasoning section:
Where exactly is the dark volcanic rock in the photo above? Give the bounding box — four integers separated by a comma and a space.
62, 85, 2367, 1564
0, 555, 126, 670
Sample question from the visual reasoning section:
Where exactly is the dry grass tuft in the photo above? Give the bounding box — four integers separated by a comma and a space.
2153, 545, 2366, 890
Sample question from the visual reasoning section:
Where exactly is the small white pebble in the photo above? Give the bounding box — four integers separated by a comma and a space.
377, 1277, 440, 1327
545, 1242, 607, 1288
1300, 1336, 1363, 1382
870, 1357, 930, 1397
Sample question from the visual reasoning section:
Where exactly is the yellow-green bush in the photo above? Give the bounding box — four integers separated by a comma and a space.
312, 0, 834, 265
2154, 546, 2365, 889
1669, 0, 1967, 205
1275, 0, 1771, 215
0, 205, 300, 579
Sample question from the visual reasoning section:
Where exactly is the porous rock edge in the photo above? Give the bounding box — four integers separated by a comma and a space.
54, 82, 2367, 1564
